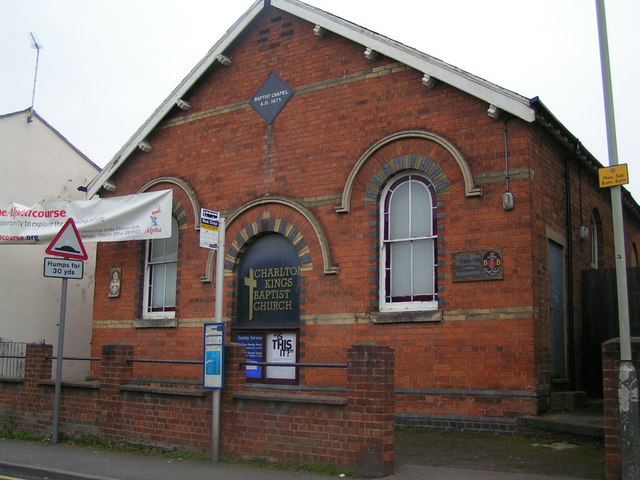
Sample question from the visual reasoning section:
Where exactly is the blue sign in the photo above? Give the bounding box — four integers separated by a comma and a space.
203, 323, 225, 389
236, 333, 264, 379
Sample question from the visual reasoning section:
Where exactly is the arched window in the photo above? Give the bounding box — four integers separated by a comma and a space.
235, 233, 301, 384
379, 173, 438, 311
143, 217, 179, 318
631, 242, 639, 267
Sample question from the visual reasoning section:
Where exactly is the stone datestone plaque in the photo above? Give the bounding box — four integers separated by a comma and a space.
249, 72, 294, 124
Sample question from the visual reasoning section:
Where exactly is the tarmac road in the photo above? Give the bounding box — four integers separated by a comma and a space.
1, 468, 46, 480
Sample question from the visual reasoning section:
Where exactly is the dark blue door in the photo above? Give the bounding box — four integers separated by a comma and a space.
549, 240, 567, 379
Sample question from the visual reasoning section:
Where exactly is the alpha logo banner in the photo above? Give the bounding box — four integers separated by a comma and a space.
0, 190, 172, 244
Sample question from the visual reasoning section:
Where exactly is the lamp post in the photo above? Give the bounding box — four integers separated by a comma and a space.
595, 2, 640, 478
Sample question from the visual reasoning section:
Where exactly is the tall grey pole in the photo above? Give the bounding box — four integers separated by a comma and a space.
51, 277, 67, 444
212, 218, 225, 462
595, 1, 640, 478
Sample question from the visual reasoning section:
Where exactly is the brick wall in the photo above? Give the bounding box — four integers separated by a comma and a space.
222, 342, 394, 476
0, 341, 395, 477
87, 4, 640, 425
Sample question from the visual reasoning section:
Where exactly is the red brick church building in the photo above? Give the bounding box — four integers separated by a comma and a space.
85, 0, 640, 431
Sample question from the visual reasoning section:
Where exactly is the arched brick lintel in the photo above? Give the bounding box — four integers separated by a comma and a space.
201, 196, 339, 283
336, 130, 482, 214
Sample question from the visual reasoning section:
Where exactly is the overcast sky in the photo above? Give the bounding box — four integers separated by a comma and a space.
2, 0, 639, 201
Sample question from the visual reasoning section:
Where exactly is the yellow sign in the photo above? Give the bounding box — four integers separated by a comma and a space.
599, 164, 629, 188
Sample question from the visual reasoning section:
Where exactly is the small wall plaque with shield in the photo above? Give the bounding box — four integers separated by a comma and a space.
109, 268, 122, 297
453, 249, 503, 282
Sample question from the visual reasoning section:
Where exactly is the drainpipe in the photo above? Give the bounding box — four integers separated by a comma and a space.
564, 155, 576, 391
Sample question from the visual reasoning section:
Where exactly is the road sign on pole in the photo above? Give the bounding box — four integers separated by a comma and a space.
200, 209, 220, 250
596, 2, 640, 476
44, 218, 87, 444
45, 218, 88, 260
598, 164, 629, 189
43, 257, 84, 279
204, 215, 226, 463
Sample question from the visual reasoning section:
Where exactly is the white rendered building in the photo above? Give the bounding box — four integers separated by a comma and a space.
0, 109, 99, 379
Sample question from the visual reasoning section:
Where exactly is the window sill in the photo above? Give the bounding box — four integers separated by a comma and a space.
371, 310, 442, 324
120, 384, 207, 397
39, 379, 100, 389
134, 318, 178, 328
233, 390, 347, 406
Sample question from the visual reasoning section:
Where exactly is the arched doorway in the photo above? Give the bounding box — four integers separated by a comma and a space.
234, 233, 301, 383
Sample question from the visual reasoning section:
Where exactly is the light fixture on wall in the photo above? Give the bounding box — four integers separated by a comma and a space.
502, 191, 514, 211
580, 225, 590, 241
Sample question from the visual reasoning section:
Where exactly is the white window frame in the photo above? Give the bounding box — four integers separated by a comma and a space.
379, 173, 438, 312
142, 217, 178, 319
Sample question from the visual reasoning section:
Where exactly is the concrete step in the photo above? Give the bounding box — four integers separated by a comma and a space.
518, 411, 604, 441
550, 391, 588, 410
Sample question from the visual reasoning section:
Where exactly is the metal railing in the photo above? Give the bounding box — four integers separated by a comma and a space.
0, 348, 349, 381
128, 358, 201, 365
241, 361, 347, 368
47, 356, 102, 361
0, 341, 27, 378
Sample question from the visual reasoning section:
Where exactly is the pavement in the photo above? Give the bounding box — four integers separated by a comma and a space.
0, 434, 596, 480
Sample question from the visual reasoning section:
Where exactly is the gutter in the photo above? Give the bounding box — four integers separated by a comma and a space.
530, 97, 640, 222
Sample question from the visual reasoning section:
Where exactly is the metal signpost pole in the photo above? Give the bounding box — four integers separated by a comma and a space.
51, 276, 67, 444
595, 1, 640, 477
44, 218, 87, 445
215, 219, 225, 343
199, 209, 225, 462
212, 218, 225, 462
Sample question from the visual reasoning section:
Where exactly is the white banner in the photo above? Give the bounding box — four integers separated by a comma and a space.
0, 190, 173, 244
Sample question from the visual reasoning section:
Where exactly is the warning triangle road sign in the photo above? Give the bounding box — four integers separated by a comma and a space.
45, 218, 88, 260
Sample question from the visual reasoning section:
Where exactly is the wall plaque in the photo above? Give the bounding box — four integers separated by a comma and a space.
249, 72, 294, 124
453, 249, 503, 282
108, 268, 121, 297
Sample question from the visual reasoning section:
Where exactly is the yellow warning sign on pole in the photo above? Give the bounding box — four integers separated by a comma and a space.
598, 164, 629, 188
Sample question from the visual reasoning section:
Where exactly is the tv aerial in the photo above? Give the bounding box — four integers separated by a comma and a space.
28, 32, 43, 122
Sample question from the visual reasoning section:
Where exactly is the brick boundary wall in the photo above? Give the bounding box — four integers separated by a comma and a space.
221, 342, 394, 476
602, 337, 640, 480
0, 341, 395, 477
